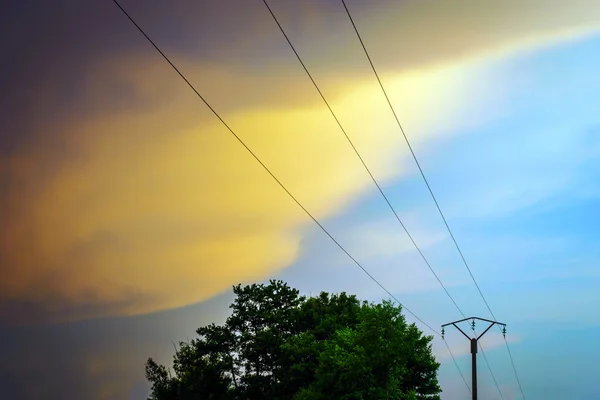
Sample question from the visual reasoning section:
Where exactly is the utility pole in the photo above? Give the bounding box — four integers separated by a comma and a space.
442, 317, 507, 400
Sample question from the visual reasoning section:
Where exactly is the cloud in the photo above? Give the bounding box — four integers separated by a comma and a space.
277, 212, 464, 305
3, 0, 600, 325
0, 52, 495, 324
0, 288, 235, 399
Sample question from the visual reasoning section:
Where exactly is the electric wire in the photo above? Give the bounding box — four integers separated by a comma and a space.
111, 0, 471, 395
260, 0, 464, 321
339, 1, 526, 398
261, 1, 493, 396
110, 0, 437, 336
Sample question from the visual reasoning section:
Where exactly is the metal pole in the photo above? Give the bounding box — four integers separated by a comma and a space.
471, 338, 477, 400
441, 317, 506, 400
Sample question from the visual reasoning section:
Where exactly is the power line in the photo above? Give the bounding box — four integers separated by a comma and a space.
110, 0, 470, 394
261, 1, 500, 396
110, 0, 435, 338
260, 0, 463, 318
338, 0, 491, 313
339, 1, 526, 398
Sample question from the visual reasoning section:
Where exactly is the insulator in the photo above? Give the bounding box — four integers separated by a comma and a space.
471, 320, 476, 330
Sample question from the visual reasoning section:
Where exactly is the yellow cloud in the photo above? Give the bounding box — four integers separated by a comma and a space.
0, 53, 492, 323
3, 0, 598, 321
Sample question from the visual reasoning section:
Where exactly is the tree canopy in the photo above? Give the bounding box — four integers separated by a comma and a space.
145, 280, 441, 400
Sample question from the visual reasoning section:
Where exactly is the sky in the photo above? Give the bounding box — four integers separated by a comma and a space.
1, 0, 600, 398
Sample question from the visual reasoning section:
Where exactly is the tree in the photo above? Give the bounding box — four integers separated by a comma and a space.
292, 301, 440, 400
145, 358, 178, 400
145, 280, 441, 400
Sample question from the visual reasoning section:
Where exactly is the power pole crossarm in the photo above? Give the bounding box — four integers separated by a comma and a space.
442, 317, 507, 400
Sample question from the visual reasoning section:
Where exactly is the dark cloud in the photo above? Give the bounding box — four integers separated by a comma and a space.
0, 290, 234, 400
0, 0, 261, 147
4, 0, 598, 151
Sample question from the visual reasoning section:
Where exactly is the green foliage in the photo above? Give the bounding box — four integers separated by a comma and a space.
145, 280, 441, 400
